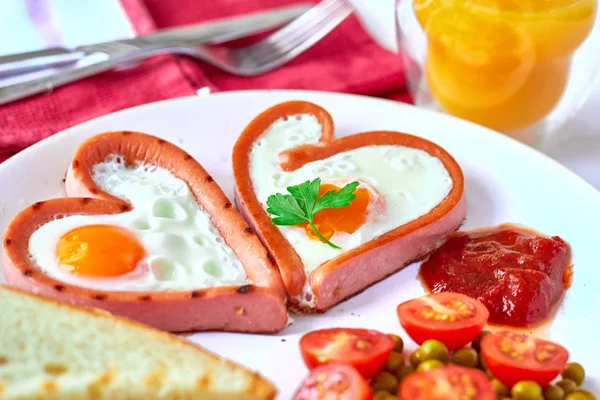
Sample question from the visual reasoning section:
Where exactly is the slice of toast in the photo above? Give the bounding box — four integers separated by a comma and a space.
0, 285, 276, 400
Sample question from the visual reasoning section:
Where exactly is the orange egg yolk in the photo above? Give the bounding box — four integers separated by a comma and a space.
304, 183, 371, 241
55, 224, 146, 277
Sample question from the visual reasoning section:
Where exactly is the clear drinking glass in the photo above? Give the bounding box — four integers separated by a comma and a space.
395, 0, 600, 145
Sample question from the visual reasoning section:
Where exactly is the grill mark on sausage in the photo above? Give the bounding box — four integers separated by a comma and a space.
237, 284, 252, 294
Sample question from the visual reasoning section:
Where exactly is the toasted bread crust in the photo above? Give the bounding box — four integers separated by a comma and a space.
0, 285, 277, 400
2, 131, 287, 333
232, 101, 466, 311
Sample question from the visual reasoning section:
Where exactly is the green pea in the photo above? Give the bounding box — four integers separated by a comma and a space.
491, 378, 509, 397
372, 371, 399, 393
416, 359, 444, 372
389, 334, 404, 353
571, 390, 596, 400
479, 352, 488, 370
556, 380, 579, 395
471, 330, 491, 352
396, 365, 415, 381
565, 390, 590, 400
410, 349, 422, 368
373, 391, 391, 400
543, 384, 565, 400
562, 363, 585, 386
385, 351, 405, 372
451, 348, 479, 368
511, 380, 543, 400
418, 339, 449, 363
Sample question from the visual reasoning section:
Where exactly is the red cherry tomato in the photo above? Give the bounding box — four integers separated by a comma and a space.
292, 363, 373, 400
396, 292, 489, 350
481, 331, 569, 387
400, 365, 495, 400
299, 328, 394, 379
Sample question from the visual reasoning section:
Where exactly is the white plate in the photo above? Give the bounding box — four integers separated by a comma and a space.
1, 90, 599, 397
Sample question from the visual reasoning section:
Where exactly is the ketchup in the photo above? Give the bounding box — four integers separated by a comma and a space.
419, 224, 571, 327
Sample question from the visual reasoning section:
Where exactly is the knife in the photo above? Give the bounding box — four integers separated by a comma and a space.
0, 4, 311, 78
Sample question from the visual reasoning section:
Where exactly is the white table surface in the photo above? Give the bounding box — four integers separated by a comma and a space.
1, 0, 598, 189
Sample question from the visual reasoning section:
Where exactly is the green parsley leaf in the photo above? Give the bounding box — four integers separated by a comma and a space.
265, 178, 360, 249
286, 178, 320, 217
265, 193, 306, 226
313, 181, 360, 215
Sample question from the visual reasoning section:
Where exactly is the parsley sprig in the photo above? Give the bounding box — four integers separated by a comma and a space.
266, 178, 360, 249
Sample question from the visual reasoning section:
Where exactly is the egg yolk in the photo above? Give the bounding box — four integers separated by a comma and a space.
304, 183, 371, 241
55, 225, 145, 277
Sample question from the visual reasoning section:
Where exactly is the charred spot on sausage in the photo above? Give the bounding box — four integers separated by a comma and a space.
72, 160, 80, 169
90, 188, 99, 194
120, 204, 131, 212
93, 294, 107, 301
190, 291, 201, 298
23, 270, 33, 277
54, 285, 65, 292
139, 295, 152, 301
224, 202, 232, 209
244, 227, 253, 234
122, 131, 133, 136
157, 139, 166, 145
81, 198, 92, 205
184, 154, 193, 161
237, 284, 252, 294
32, 202, 44, 211
205, 176, 214, 183
266, 252, 276, 266
4, 238, 12, 246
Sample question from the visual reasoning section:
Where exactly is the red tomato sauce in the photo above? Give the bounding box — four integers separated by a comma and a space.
419, 224, 571, 327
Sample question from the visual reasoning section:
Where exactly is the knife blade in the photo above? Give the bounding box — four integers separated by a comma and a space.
0, 4, 311, 77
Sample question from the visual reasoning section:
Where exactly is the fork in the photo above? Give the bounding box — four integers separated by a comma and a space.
0, 0, 353, 106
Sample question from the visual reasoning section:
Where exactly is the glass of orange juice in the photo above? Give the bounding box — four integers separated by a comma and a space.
395, 0, 599, 144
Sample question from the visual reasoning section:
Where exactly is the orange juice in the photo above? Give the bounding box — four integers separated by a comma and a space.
414, 0, 597, 131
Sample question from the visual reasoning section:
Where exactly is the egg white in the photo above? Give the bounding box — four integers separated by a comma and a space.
249, 114, 453, 275
28, 155, 248, 291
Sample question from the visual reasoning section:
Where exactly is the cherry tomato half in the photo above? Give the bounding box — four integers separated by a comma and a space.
400, 365, 495, 400
396, 292, 489, 350
481, 331, 569, 387
292, 363, 373, 400
299, 328, 394, 379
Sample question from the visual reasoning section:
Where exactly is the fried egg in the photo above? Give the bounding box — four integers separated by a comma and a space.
29, 155, 248, 291
249, 114, 453, 273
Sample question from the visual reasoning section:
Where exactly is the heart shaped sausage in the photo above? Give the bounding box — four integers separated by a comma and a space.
233, 101, 466, 312
3, 131, 287, 333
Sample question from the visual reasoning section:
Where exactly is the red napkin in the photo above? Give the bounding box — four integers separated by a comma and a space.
0, 0, 407, 162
